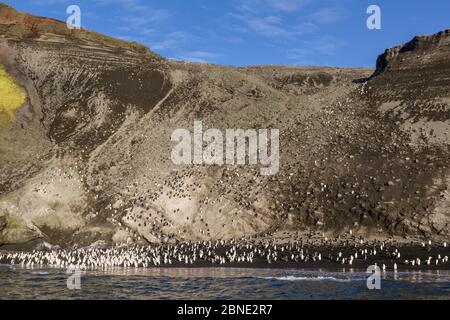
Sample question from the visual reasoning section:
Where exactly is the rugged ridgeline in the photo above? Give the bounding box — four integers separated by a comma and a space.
0, 3, 449, 249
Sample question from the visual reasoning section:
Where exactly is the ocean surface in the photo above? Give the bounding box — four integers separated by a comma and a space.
0, 265, 449, 300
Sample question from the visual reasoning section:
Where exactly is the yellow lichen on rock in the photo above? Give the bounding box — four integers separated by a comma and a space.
0, 65, 26, 127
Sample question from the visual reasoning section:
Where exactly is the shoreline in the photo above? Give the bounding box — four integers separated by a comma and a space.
3, 264, 450, 276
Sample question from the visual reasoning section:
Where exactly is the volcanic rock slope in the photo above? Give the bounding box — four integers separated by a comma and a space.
0, 4, 449, 248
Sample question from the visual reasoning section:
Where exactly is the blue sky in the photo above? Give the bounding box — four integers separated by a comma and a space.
5, 0, 450, 67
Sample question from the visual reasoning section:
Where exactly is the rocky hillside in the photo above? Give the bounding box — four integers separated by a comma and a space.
0, 4, 448, 249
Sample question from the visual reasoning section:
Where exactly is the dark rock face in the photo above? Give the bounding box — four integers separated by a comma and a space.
357, 29, 450, 237
0, 4, 448, 248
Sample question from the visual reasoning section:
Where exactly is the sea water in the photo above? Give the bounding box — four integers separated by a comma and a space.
0, 266, 448, 300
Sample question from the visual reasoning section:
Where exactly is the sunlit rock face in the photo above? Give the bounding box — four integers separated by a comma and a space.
0, 3, 449, 248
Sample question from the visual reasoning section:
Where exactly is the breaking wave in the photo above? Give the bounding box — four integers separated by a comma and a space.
258, 275, 357, 282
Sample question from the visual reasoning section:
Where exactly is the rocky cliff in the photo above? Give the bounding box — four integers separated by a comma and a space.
0, 4, 448, 249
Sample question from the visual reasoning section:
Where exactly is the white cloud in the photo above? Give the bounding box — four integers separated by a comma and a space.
266, 0, 311, 13
286, 36, 347, 65
171, 51, 223, 64
230, 0, 318, 38
308, 7, 348, 24
245, 15, 291, 37
236, 0, 311, 14
307, 36, 347, 55
187, 51, 222, 59
286, 48, 313, 62
93, 0, 171, 36
32, 0, 71, 5
123, 9, 170, 28
151, 31, 190, 51
93, 0, 146, 12
230, 13, 316, 38
172, 56, 208, 64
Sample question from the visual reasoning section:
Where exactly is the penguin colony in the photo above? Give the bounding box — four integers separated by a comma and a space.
1, 237, 448, 270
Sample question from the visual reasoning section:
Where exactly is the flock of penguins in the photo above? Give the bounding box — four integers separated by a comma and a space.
0, 235, 449, 271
